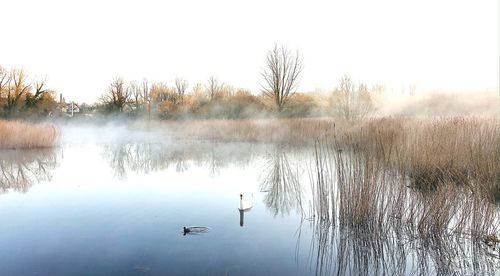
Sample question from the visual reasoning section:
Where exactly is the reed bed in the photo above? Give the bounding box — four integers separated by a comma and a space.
0, 120, 58, 149
138, 118, 336, 145
311, 139, 500, 238
305, 140, 500, 275
331, 117, 500, 199
154, 116, 499, 197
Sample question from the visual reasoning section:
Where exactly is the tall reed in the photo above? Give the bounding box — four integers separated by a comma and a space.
0, 120, 58, 149
306, 139, 500, 275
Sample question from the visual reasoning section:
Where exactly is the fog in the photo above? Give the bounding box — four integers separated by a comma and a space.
374, 88, 500, 117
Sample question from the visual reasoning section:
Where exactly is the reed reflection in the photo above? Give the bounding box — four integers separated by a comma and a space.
0, 148, 59, 194
300, 141, 500, 275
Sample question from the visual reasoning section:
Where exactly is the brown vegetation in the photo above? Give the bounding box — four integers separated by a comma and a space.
331, 117, 500, 198
0, 66, 57, 118
144, 116, 499, 199
0, 120, 58, 149
139, 118, 335, 145
306, 134, 499, 275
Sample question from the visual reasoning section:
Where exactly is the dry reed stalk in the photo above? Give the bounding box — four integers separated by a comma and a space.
145, 116, 498, 198
137, 118, 336, 145
0, 119, 58, 149
309, 139, 336, 224
304, 116, 500, 275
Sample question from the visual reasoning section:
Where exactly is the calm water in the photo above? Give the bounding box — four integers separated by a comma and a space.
0, 126, 315, 276
0, 125, 498, 275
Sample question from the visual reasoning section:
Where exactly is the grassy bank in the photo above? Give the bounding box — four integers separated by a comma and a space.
0, 120, 58, 149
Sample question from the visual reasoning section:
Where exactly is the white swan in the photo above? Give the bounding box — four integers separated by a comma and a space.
239, 194, 253, 211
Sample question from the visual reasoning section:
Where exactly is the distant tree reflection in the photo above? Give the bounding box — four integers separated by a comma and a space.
261, 146, 303, 216
102, 141, 259, 179
0, 149, 58, 193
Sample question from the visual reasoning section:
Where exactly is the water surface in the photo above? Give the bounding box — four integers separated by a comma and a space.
0, 125, 498, 275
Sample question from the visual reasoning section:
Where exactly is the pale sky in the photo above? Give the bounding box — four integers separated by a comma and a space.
1, 0, 498, 103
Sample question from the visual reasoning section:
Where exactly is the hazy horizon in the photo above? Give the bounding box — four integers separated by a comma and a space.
1, 0, 498, 103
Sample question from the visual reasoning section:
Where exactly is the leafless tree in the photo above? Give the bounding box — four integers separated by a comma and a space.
333, 75, 373, 119
141, 78, 150, 103
128, 81, 141, 110
337, 75, 355, 119
174, 78, 188, 104
261, 44, 303, 112
356, 82, 373, 118
100, 77, 131, 112
140, 78, 151, 119
6, 69, 31, 113
25, 78, 50, 108
206, 76, 222, 101
0, 66, 10, 97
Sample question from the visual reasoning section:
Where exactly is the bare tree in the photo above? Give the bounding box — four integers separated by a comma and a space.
333, 75, 373, 119
128, 81, 141, 110
174, 78, 188, 104
356, 82, 373, 118
261, 44, 303, 112
206, 76, 222, 101
141, 78, 150, 103
25, 78, 50, 109
337, 75, 355, 119
6, 69, 31, 113
100, 77, 131, 112
140, 78, 151, 119
0, 66, 10, 97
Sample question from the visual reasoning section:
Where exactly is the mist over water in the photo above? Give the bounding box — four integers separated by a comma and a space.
0, 0, 498, 273
0, 126, 312, 275
374, 89, 500, 117
0, 123, 498, 275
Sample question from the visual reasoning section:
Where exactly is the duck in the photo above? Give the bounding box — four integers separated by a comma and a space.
182, 226, 210, 235
239, 194, 253, 211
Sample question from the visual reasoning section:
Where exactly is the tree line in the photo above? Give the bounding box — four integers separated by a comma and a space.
0, 67, 57, 118
0, 45, 381, 120
98, 45, 378, 119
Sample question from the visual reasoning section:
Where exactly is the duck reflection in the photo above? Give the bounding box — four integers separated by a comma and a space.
261, 146, 303, 216
0, 148, 59, 194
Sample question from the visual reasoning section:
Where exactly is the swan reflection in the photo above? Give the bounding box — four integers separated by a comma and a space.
238, 194, 253, 227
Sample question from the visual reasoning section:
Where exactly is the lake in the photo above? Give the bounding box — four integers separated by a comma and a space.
0, 125, 498, 275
